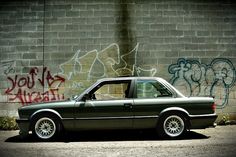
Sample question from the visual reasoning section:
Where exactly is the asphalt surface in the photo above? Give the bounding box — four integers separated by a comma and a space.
0, 125, 235, 157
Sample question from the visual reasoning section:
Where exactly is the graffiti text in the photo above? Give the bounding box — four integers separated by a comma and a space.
169, 58, 236, 108
5, 67, 65, 105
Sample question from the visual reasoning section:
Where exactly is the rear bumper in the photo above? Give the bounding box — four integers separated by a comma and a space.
16, 119, 30, 135
189, 113, 218, 129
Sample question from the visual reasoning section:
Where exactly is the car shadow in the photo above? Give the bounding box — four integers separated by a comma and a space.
5, 129, 209, 143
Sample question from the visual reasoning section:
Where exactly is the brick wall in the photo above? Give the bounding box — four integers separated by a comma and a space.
0, 0, 236, 117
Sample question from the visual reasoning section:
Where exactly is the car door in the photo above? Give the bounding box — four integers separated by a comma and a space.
133, 79, 174, 129
74, 80, 134, 130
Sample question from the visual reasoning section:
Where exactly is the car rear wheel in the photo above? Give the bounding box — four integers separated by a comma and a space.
33, 116, 60, 140
158, 113, 186, 138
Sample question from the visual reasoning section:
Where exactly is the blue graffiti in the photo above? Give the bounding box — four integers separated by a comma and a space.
168, 58, 236, 108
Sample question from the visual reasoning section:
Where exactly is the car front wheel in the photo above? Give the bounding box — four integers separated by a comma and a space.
158, 114, 186, 138
33, 116, 59, 140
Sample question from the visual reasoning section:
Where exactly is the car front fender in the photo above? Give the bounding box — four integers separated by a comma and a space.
30, 108, 62, 120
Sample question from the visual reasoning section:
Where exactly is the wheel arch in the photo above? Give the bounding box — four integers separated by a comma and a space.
158, 107, 191, 129
29, 109, 63, 130
160, 107, 190, 116
30, 109, 62, 120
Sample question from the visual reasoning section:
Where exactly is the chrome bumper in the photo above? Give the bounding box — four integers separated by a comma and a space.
16, 119, 30, 135
189, 113, 218, 129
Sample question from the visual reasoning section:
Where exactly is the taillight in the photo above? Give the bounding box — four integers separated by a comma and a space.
211, 103, 216, 112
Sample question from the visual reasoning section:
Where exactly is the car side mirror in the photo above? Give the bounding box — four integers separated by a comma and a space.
82, 94, 90, 101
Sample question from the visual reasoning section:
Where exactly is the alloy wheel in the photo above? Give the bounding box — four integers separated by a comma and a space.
35, 117, 56, 140
163, 115, 185, 137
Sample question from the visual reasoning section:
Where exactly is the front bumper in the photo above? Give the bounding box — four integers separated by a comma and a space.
189, 113, 218, 129
16, 119, 30, 135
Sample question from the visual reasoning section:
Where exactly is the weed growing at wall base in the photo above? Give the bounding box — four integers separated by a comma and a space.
217, 114, 236, 125
0, 117, 18, 130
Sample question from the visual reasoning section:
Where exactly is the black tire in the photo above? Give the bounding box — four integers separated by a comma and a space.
32, 115, 61, 141
157, 113, 186, 139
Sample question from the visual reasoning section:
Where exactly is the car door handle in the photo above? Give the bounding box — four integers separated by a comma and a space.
124, 103, 133, 109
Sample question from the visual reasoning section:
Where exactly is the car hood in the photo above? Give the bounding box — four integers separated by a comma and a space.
19, 100, 75, 110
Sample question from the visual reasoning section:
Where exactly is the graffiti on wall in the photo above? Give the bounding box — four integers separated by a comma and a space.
3, 43, 157, 105
4, 43, 234, 109
0, 60, 15, 75
5, 67, 65, 106
59, 43, 157, 95
168, 58, 236, 108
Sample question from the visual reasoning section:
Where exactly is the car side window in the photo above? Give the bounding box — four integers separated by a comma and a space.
136, 80, 172, 98
89, 81, 131, 100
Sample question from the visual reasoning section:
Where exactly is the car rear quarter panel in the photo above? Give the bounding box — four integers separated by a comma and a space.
134, 97, 214, 115
133, 97, 215, 128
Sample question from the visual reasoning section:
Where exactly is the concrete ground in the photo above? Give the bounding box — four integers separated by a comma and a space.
0, 125, 235, 157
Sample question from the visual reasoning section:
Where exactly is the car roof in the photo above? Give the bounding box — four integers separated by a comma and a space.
97, 77, 162, 82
